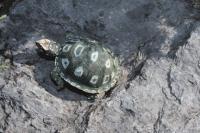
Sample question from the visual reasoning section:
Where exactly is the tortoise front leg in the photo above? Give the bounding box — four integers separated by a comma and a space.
87, 92, 105, 102
51, 67, 65, 91
96, 92, 105, 100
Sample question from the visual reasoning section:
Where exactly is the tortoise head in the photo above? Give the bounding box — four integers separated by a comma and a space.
35, 39, 60, 57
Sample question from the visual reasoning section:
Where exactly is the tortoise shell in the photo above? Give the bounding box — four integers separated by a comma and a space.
55, 38, 121, 94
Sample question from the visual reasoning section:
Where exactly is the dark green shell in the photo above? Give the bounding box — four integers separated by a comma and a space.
55, 38, 120, 94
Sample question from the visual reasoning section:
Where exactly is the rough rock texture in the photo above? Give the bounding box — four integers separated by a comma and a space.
0, 0, 200, 132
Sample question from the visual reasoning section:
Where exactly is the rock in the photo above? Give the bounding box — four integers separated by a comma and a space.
192, 0, 200, 9
0, 0, 200, 132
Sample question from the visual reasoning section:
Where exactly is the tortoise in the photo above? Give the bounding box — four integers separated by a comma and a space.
35, 34, 121, 98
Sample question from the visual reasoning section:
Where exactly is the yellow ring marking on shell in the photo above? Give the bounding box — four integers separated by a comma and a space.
61, 58, 70, 69
74, 66, 84, 77
105, 59, 111, 68
91, 51, 99, 62
62, 45, 72, 52
103, 75, 110, 84
74, 43, 85, 57
90, 75, 99, 85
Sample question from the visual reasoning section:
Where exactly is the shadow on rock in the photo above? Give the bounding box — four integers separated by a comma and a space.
32, 55, 92, 102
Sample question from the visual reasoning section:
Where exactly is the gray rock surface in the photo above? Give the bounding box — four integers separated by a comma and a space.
0, 0, 200, 132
